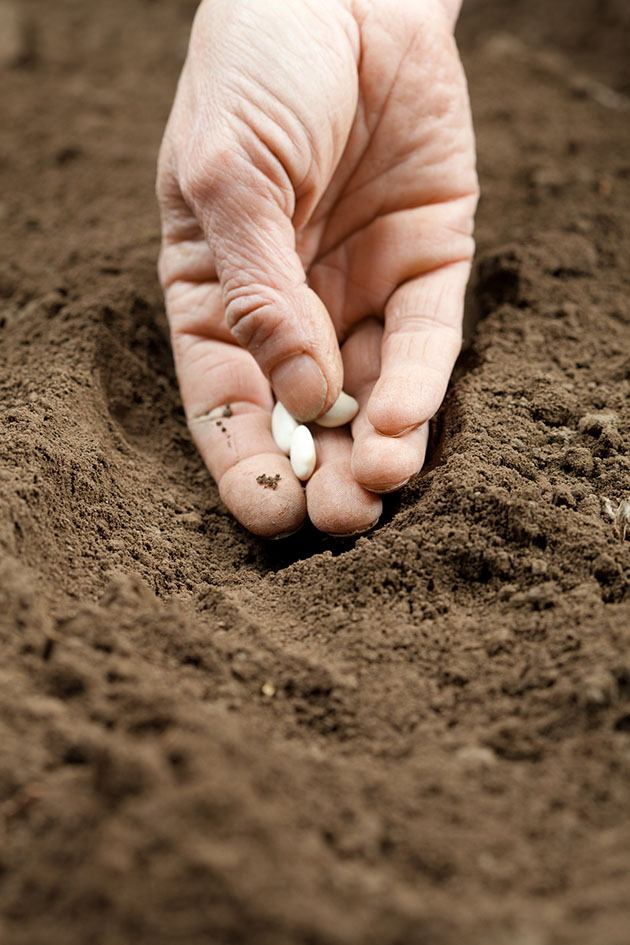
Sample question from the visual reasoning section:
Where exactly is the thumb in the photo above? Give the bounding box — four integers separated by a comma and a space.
183, 150, 342, 422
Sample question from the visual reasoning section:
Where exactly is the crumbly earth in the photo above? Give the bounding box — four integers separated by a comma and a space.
0, 2, 629, 944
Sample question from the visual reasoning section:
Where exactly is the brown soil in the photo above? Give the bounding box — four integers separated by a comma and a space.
1, 1, 629, 943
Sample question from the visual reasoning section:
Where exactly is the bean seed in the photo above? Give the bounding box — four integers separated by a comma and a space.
271, 401, 299, 454
315, 391, 359, 428
290, 425, 316, 481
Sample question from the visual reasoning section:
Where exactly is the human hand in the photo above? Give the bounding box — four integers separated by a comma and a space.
157, 0, 477, 537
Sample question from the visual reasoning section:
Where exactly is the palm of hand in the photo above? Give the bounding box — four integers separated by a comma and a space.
157, 0, 477, 537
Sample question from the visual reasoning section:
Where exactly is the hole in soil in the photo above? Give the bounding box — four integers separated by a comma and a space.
252, 491, 405, 572
99, 305, 179, 450
472, 245, 527, 316
251, 283, 484, 573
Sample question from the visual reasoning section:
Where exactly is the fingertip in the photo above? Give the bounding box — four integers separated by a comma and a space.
367, 367, 445, 436
306, 463, 382, 537
219, 453, 306, 538
367, 377, 427, 437
351, 427, 428, 494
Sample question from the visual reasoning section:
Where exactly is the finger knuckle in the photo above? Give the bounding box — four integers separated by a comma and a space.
180, 146, 232, 209
225, 288, 282, 354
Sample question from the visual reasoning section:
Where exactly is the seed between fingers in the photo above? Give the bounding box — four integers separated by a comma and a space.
271, 401, 298, 454
316, 391, 359, 428
290, 425, 317, 481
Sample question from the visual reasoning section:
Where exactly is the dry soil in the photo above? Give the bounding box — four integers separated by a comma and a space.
0, 1, 629, 944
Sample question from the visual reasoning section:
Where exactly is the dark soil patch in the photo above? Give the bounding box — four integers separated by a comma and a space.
0, 1, 629, 944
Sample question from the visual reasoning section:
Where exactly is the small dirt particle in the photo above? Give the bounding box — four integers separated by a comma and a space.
256, 473, 281, 490
530, 558, 548, 576
455, 745, 497, 770
578, 670, 618, 709
552, 485, 577, 508
177, 511, 202, 527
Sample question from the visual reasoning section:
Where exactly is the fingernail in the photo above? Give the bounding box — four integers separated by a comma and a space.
373, 422, 420, 438
371, 477, 411, 494
326, 516, 381, 538
267, 525, 304, 541
271, 354, 326, 422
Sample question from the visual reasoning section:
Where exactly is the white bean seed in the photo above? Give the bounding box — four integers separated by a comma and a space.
290, 425, 316, 481
271, 401, 299, 454
315, 391, 359, 428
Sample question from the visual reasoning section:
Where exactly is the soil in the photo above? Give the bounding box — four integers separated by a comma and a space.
1, 1, 629, 944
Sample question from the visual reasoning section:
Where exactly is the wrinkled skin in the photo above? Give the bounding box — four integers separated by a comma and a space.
157, 0, 478, 538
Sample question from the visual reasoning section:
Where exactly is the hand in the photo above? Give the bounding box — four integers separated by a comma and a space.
157, 0, 478, 538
